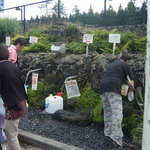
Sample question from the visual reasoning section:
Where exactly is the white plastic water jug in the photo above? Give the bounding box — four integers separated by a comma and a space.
45, 95, 63, 114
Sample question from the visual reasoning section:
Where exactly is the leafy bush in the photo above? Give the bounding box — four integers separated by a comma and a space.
131, 117, 143, 144
66, 23, 78, 34
87, 30, 146, 54
46, 35, 57, 42
11, 35, 28, 45
23, 42, 51, 53
66, 42, 86, 54
93, 101, 103, 123
125, 37, 146, 54
27, 28, 43, 37
76, 83, 103, 123
90, 30, 115, 54
0, 18, 20, 42
76, 83, 102, 109
27, 79, 48, 109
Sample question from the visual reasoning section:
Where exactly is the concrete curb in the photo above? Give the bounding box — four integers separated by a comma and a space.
18, 130, 84, 150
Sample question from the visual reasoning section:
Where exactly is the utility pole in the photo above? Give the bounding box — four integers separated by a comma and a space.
104, 0, 106, 25
104, 0, 112, 26
23, 6, 26, 32
142, 0, 150, 149
58, 0, 60, 20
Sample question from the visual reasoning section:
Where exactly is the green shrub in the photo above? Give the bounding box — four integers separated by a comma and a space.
76, 83, 103, 123
0, 18, 20, 42
23, 42, 51, 53
121, 32, 137, 45
126, 37, 146, 54
131, 117, 143, 144
46, 35, 57, 42
66, 23, 78, 33
90, 30, 115, 54
27, 79, 48, 109
27, 28, 43, 37
76, 83, 101, 109
66, 42, 86, 54
11, 35, 28, 45
93, 101, 103, 123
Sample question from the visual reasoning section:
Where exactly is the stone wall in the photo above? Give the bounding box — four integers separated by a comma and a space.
26, 22, 146, 37
19, 53, 145, 93
95, 24, 146, 36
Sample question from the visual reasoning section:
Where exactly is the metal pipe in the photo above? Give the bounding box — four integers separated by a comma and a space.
0, 0, 52, 12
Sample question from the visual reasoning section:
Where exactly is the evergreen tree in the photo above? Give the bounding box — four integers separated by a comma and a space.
87, 5, 96, 25
81, 12, 87, 26
125, 1, 137, 24
52, 1, 67, 20
140, 0, 147, 23
117, 4, 125, 25
106, 5, 116, 26
72, 5, 81, 22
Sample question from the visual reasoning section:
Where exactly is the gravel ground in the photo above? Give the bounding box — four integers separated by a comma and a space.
19, 108, 141, 150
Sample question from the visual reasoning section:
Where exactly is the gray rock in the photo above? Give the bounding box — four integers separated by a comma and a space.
53, 109, 93, 126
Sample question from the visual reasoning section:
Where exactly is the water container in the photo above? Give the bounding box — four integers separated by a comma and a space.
128, 91, 134, 101
45, 95, 63, 114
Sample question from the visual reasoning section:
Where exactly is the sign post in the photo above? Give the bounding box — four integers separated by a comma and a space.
5, 36, 10, 46
29, 36, 38, 44
83, 34, 93, 55
142, 0, 150, 149
32, 73, 38, 90
108, 34, 120, 55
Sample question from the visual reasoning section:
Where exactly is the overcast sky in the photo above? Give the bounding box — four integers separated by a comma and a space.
0, 0, 143, 20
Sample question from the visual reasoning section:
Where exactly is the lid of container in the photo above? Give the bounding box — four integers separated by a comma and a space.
57, 92, 63, 96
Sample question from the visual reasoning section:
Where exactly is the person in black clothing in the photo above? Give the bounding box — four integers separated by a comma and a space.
99, 50, 134, 147
0, 44, 28, 150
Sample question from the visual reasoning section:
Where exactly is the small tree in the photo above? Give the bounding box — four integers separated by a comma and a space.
52, 0, 67, 21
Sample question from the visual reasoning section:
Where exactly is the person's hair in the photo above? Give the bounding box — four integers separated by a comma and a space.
0, 44, 9, 61
14, 37, 26, 46
119, 49, 130, 61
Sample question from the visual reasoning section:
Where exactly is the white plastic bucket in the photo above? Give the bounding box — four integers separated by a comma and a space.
45, 96, 63, 114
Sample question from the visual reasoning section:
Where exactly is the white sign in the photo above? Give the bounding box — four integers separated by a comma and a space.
109, 34, 121, 43
32, 73, 38, 90
29, 36, 38, 44
83, 34, 93, 44
5, 36, 10, 46
65, 80, 80, 99
51, 44, 60, 51
0, 0, 4, 10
